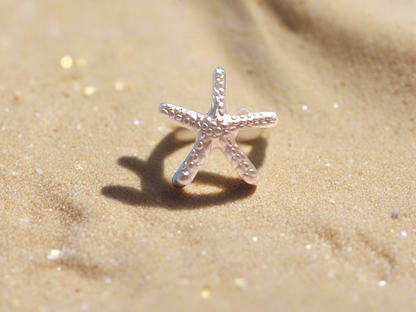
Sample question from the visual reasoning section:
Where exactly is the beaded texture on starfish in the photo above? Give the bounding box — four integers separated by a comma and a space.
158, 67, 278, 188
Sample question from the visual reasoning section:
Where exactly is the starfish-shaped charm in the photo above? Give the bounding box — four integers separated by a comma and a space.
158, 67, 278, 188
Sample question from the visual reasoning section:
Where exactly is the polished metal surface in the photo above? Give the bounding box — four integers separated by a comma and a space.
158, 67, 278, 188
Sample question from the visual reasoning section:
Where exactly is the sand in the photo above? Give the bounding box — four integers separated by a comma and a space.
1, 0, 416, 311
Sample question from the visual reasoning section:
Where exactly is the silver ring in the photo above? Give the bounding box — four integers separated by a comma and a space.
159, 67, 278, 188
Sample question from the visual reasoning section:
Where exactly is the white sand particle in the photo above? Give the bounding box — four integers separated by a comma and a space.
234, 278, 247, 288
114, 81, 129, 91
378, 280, 387, 287
84, 86, 97, 96
200, 289, 211, 299
60, 56, 73, 69
47, 249, 61, 260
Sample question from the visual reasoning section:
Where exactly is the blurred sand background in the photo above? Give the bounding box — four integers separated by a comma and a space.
1, 0, 416, 311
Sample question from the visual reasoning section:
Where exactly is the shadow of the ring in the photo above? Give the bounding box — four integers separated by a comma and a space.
101, 130, 268, 209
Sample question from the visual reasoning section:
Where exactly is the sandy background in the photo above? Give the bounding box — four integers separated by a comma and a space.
1, 0, 416, 311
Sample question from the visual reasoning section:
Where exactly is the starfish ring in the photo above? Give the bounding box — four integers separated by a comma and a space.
158, 67, 278, 188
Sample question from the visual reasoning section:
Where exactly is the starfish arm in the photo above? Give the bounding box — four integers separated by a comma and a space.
159, 103, 203, 131
172, 137, 213, 188
208, 67, 227, 118
220, 138, 259, 185
229, 111, 278, 131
